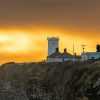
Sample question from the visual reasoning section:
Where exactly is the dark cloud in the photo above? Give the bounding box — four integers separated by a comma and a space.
0, 0, 100, 64
0, 0, 99, 31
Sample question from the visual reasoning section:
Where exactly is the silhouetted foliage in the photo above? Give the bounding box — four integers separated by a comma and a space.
96, 44, 100, 52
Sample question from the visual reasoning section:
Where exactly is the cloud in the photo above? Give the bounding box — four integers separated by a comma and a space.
0, 32, 33, 53
0, 0, 99, 31
0, 0, 99, 64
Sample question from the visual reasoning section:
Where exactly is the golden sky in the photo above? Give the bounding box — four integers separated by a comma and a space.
0, 0, 100, 64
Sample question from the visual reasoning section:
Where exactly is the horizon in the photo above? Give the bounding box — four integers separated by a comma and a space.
0, 0, 100, 64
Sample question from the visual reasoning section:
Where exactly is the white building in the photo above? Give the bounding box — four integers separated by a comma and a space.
47, 37, 59, 56
47, 48, 74, 62
47, 48, 81, 62
47, 48, 62, 62
81, 52, 100, 61
47, 37, 81, 62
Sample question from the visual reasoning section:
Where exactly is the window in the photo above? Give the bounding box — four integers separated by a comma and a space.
91, 57, 94, 60
52, 42, 55, 44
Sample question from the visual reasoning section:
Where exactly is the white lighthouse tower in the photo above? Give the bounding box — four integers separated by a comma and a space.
47, 37, 59, 56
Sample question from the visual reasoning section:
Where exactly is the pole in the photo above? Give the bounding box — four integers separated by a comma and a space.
73, 43, 75, 60
81, 44, 86, 61
81, 45, 86, 53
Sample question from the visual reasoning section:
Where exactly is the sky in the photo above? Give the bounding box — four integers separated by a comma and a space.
0, 0, 100, 64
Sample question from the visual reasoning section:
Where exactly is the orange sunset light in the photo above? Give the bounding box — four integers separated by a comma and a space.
0, 28, 99, 64
0, 0, 99, 64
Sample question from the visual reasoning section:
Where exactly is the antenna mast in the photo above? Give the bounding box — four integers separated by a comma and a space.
73, 43, 75, 60
81, 44, 86, 53
81, 44, 86, 61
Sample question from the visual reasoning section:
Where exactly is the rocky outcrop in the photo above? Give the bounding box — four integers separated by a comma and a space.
0, 61, 100, 100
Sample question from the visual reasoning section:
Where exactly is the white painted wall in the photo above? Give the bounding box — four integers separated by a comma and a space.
47, 37, 59, 56
81, 52, 100, 61
47, 58, 74, 62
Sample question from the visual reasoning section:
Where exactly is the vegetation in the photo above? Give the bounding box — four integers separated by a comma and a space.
96, 44, 100, 52
0, 61, 100, 100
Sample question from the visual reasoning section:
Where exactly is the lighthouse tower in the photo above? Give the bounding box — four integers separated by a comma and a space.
47, 37, 59, 56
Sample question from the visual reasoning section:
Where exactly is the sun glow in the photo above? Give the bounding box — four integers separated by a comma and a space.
0, 28, 99, 64
0, 31, 33, 53
0, 35, 8, 42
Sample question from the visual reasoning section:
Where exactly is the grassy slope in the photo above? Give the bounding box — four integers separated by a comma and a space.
0, 61, 100, 100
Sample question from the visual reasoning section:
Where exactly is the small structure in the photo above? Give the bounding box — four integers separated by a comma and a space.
57, 48, 73, 62
47, 48, 61, 62
81, 44, 100, 61
47, 37, 59, 56
47, 48, 81, 62
81, 52, 100, 61
47, 48, 74, 62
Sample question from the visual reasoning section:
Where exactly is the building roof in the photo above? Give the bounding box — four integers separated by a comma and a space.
47, 48, 61, 58
47, 37, 59, 41
82, 52, 100, 55
48, 51, 61, 58
48, 48, 73, 59
57, 52, 73, 58
48, 48, 82, 59
57, 49, 73, 58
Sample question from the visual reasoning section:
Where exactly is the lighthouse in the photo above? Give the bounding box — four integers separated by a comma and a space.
47, 37, 59, 56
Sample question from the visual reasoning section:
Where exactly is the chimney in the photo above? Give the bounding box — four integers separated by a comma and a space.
64, 48, 67, 53
74, 53, 76, 57
56, 48, 59, 52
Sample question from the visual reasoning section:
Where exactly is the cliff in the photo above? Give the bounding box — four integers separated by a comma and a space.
0, 61, 100, 100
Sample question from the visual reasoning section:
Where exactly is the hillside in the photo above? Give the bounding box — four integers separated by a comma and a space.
0, 61, 100, 100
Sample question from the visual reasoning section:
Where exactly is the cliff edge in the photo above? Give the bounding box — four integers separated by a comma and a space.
0, 61, 100, 100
